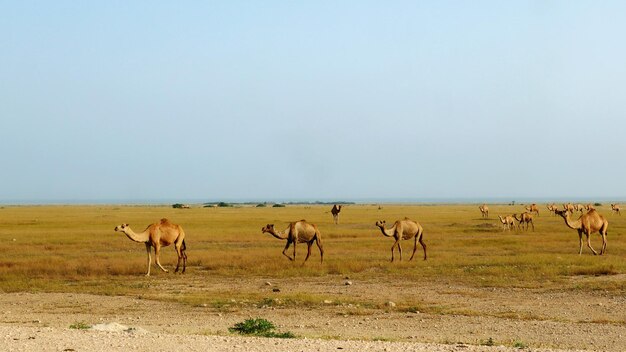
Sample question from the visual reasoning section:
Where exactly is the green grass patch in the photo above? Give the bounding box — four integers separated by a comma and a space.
228, 318, 295, 338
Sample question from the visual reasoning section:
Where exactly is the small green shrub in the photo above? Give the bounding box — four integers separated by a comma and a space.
272, 203, 286, 208
256, 203, 267, 207
217, 202, 231, 207
69, 321, 91, 330
229, 318, 295, 338
513, 340, 527, 348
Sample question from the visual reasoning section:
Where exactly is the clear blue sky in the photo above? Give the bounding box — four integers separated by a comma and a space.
1, 1, 625, 203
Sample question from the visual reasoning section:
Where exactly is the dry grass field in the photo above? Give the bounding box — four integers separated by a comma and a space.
0, 204, 624, 350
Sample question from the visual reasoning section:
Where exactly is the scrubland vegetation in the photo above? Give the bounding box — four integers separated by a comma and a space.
0, 204, 623, 305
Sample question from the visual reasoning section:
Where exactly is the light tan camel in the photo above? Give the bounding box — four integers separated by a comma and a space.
546, 204, 559, 216
563, 203, 575, 213
498, 215, 516, 231
375, 218, 427, 262
611, 204, 621, 215
479, 204, 489, 218
512, 212, 534, 231
114, 218, 187, 276
555, 209, 608, 255
525, 204, 540, 216
573, 204, 584, 213
584, 204, 595, 211
331, 204, 342, 224
261, 220, 324, 263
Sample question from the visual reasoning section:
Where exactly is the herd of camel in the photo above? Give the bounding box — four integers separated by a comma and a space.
113, 203, 619, 276
483, 203, 620, 257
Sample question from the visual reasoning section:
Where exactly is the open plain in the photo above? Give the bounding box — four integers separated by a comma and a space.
0, 204, 624, 351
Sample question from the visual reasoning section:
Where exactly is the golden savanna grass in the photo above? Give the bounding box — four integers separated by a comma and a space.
0, 204, 624, 304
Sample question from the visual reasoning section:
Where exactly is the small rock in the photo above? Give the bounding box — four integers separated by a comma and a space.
265, 282, 272, 286
272, 288, 280, 292
323, 300, 333, 304
386, 301, 396, 308
345, 281, 352, 286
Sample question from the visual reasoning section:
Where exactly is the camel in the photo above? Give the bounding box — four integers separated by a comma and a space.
114, 218, 187, 276
573, 204, 584, 213
611, 204, 621, 215
563, 203, 575, 213
584, 204, 596, 211
546, 204, 559, 216
331, 204, 342, 224
375, 218, 427, 262
498, 215, 516, 231
261, 220, 324, 263
512, 212, 534, 231
479, 204, 489, 218
555, 209, 608, 255
525, 203, 539, 216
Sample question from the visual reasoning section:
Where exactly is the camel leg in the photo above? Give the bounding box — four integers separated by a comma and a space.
419, 237, 427, 260
409, 236, 418, 261
282, 241, 294, 261
315, 236, 324, 264
585, 232, 598, 255
174, 243, 183, 273
144, 243, 152, 276
397, 241, 403, 261
303, 241, 312, 263
601, 232, 607, 255
577, 230, 583, 255
154, 245, 169, 272
390, 240, 399, 262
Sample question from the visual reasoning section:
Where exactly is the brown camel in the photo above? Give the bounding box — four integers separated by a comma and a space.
555, 209, 608, 255
498, 215, 516, 231
546, 204, 559, 216
563, 203, 575, 213
525, 204, 540, 216
114, 218, 187, 276
584, 203, 595, 211
375, 218, 427, 262
573, 204, 584, 213
479, 204, 489, 218
611, 204, 621, 215
331, 204, 342, 224
512, 212, 534, 231
261, 220, 324, 263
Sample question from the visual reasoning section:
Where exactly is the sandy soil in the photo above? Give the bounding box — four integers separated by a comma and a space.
1, 275, 624, 351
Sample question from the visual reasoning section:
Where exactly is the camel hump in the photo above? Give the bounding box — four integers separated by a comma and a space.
159, 218, 171, 225
300, 219, 306, 222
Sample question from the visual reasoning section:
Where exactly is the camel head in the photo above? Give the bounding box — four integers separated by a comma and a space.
554, 209, 570, 218
261, 224, 274, 234
375, 220, 386, 228
114, 223, 130, 232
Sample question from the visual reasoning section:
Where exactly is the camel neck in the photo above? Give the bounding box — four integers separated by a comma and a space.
123, 228, 150, 243
377, 225, 394, 237
562, 215, 581, 230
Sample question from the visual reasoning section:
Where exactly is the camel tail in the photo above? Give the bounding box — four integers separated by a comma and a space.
182, 239, 187, 251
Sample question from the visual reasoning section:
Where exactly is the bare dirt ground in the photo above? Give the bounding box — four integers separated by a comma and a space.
1, 274, 624, 351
